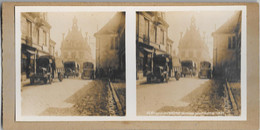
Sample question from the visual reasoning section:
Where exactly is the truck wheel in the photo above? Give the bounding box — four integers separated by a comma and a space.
59, 74, 63, 81
160, 77, 164, 82
175, 73, 180, 81
48, 76, 52, 84
30, 78, 34, 84
147, 77, 151, 83
81, 75, 84, 79
165, 75, 169, 82
43, 78, 48, 84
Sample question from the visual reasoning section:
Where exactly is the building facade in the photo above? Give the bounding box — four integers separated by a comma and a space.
21, 12, 55, 81
212, 11, 241, 81
136, 12, 173, 79
60, 17, 93, 72
94, 12, 125, 79
178, 16, 210, 69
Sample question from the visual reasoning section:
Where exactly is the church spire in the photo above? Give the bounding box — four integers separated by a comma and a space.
190, 15, 196, 30
72, 16, 78, 30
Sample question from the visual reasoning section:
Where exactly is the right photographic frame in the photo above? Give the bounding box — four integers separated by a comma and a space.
136, 7, 246, 118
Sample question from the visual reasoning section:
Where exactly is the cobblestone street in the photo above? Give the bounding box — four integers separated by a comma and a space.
137, 77, 229, 116
22, 79, 121, 116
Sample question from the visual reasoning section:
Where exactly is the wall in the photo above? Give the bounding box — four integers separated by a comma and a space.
96, 35, 119, 70
213, 34, 236, 68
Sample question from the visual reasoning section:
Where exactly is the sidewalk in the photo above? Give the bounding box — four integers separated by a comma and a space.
136, 77, 147, 86
21, 79, 30, 87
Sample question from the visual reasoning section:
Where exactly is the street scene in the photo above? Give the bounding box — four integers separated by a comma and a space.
20, 12, 126, 116
136, 11, 241, 116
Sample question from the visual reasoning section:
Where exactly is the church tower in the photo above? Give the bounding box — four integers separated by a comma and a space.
60, 16, 93, 71
178, 16, 210, 68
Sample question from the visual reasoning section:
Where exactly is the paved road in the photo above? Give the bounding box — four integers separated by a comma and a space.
137, 77, 212, 115
21, 78, 92, 116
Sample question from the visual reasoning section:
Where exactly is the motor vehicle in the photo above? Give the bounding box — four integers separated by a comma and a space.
172, 56, 181, 80
147, 54, 170, 83
181, 60, 197, 77
81, 62, 94, 79
64, 61, 80, 78
198, 61, 212, 79
30, 55, 64, 84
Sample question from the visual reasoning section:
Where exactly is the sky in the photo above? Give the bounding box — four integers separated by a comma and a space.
47, 12, 116, 58
166, 11, 237, 59
47, 11, 237, 60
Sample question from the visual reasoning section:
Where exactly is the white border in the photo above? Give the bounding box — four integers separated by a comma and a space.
15, 6, 247, 121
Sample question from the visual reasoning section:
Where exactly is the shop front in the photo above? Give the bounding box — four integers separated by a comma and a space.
136, 42, 154, 79
21, 44, 36, 81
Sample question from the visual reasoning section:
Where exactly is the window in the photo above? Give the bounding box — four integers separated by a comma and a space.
228, 37, 232, 49
53, 47, 55, 56
154, 26, 157, 43
169, 45, 172, 54
144, 18, 149, 42
166, 44, 169, 53
26, 20, 32, 37
115, 37, 119, 50
232, 36, 236, 49
228, 36, 236, 49
160, 29, 164, 45
49, 45, 53, 55
37, 29, 40, 44
43, 31, 47, 46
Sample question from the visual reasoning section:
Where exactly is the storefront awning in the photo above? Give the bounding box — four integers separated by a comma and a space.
22, 44, 37, 55
137, 45, 154, 55
143, 48, 154, 53
155, 49, 167, 55
26, 49, 36, 55
37, 50, 50, 57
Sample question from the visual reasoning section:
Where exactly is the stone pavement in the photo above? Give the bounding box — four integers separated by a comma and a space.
156, 80, 225, 116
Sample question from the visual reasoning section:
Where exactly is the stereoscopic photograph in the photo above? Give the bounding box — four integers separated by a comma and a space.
136, 11, 243, 116
19, 11, 126, 117
3, 2, 258, 129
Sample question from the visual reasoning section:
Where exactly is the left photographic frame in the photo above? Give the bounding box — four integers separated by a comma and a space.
15, 6, 126, 121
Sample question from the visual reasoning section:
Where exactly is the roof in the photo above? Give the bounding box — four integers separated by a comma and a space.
213, 11, 241, 34
94, 12, 125, 36
178, 25, 207, 49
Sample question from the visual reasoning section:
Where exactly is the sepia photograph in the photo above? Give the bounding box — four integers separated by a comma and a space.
136, 11, 244, 116
18, 11, 126, 117
3, 2, 258, 129
14, 6, 247, 122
